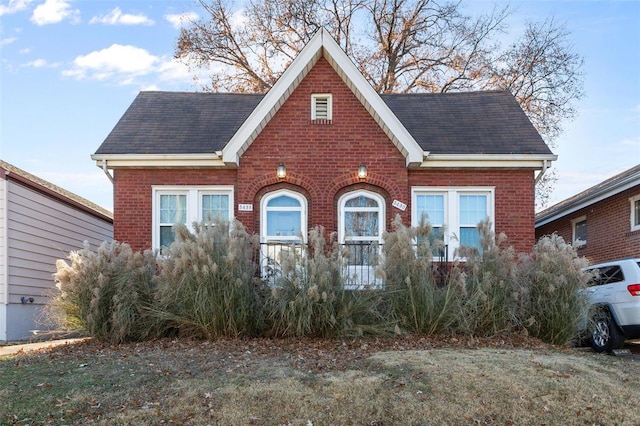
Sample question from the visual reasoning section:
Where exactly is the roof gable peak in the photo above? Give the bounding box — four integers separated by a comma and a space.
222, 28, 424, 166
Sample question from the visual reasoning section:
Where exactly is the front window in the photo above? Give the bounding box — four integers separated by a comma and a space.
412, 187, 494, 260
263, 192, 306, 241
159, 194, 187, 248
153, 186, 234, 251
459, 194, 487, 248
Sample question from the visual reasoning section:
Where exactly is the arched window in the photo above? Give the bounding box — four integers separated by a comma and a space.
261, 190, 307, 243
338, 190, 385, 288
260, 190, 308, 283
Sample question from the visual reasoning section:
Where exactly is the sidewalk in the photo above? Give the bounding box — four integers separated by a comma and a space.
0, 337, 89, 357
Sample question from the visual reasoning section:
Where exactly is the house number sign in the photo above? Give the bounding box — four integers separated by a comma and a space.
238, 204, 253, 212
392, 200, 407, 211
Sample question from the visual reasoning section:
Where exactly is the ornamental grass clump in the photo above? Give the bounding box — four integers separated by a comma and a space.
381, 216, 458, 335
152, 220, 263, 339
52, 241, 157, 343
267, 227, 387, 337
450, 220, 520, 337
516, 233, 591, 345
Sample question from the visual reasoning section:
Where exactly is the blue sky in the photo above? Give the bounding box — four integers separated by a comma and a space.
1, 0, 639, 213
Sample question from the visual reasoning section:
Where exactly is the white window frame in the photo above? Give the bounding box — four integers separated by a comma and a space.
630, 195, 640, 232
260, 189, 308, 243
311, 93, 332, 120
572, 215, 587, 248
152, 185, 234, 250
338, 190, 385, 245
411, 187, 495, 260
338, 190, 385, 288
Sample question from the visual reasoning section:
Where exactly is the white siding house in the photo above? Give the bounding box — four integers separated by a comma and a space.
0, 160, 113, 341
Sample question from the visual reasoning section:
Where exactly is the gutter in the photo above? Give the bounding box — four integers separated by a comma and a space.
101, 159, 113, 184
534, 159, 550, 184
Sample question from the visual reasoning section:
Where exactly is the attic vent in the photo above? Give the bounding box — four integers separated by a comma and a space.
311, 94, 332, 123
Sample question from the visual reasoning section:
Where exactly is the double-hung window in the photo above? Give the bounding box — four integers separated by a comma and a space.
153, 186, 234, 251
412, 187, 494, 259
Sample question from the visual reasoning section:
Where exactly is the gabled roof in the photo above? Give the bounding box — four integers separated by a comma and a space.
536, 164, 640, 227
93, 28, 554, 170
0, 160, 113, 221
94, 92, 262, 155
380, 91, 551, 156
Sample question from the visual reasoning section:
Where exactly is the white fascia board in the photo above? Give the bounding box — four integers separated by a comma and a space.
222, 31, 324, 165
535, 173, 640, 227
92, 154, 226, 168
222, 28, 425, 167
420, 154, 558, 169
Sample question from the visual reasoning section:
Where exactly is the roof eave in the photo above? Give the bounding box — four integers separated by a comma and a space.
535, 171, 640, 227
92, 153, 226, 168
420, 154, 558, 169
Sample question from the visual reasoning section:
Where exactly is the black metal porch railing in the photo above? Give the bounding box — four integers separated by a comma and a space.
255, 241, 449, 289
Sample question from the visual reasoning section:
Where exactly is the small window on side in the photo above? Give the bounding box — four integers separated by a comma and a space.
630, 195, 640, 232
572, 216, 587, 248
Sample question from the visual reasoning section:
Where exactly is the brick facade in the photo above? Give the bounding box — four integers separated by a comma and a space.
536, 186, 640, 264
113, 58, 538, 254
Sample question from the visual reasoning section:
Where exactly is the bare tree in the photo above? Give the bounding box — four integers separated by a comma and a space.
176, 0, 584, 206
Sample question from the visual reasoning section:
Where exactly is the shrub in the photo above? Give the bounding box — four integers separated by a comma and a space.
52, 241, 157, 343
451, 220, 520, 337
152, 221, 264, 339
267, 227, 388, 337
516, 233, 591, 345
381, 216, 458, 335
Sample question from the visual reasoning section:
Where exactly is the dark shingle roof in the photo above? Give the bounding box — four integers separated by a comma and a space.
95, 90, 551, 156
380, 91, 550, 155
95, 92, 264, 155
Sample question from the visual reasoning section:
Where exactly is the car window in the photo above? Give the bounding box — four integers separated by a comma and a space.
588, 265, 625, 286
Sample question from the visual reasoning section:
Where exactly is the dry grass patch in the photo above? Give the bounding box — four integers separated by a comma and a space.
1, 337, 637, 425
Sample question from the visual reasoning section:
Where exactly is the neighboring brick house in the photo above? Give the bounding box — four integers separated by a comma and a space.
93, 29, 555, 282
0, 160, 113, 341
535, 164, 640, 264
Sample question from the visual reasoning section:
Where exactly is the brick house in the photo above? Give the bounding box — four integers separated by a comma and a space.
535, 164, 640, 264
93, 29, 555, 281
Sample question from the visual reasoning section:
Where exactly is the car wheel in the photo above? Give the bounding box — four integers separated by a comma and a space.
590, 310, 625, 353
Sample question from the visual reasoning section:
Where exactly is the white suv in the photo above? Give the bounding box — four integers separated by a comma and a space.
583, 258, 640, 353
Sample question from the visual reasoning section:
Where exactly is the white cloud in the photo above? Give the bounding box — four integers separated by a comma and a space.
61, 43, 204, 88
63, 44, 158, 81
164, 11, 198, 29
22, 58, 61, 68
31, 0, 79, 25
23, 58, 46, 67
1, 37, 17, 46
156, 57, 193, 82
89, 7, 154, 26
0, 0, 33, 16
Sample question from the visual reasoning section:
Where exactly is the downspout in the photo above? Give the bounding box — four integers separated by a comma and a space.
101, 160, 114, 184
534, 159, 549, 184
